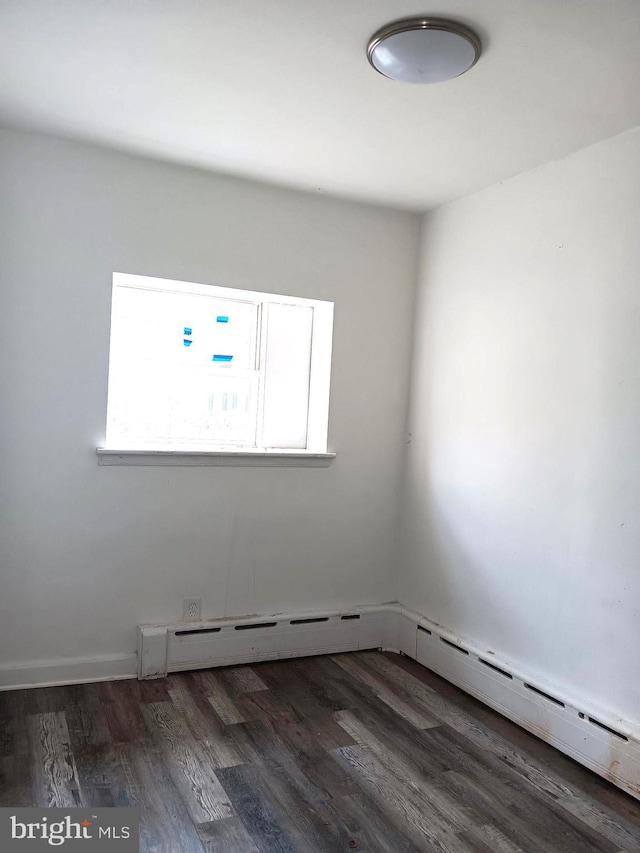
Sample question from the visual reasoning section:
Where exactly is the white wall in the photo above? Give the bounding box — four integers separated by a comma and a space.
400, 126, 640, 725
0, 129, 419, 675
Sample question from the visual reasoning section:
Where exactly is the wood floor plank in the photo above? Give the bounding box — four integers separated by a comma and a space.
255, 659, 347, 718
430, 724, 640, 853
459, 823, 528, 853
303, 658, 450, 774
301, 800, 372, 852
216, 764, 299, 853
437, 768, 573, 853
274, 714, 358, 799
301, 655, 408, 715
116, 741, 206, 853
273, 795, 360, 852
196, 817, 259, 853
253, 661, 357, 750
129, 678, 173, 705
228, 718, 326, 805
219, 754, 358, 853
167, 675, 244, 768
65, 683, 131, 809
0, 709, 13, 757
28, 711, 82, 808
323, 791, 424, 853
142, 702, 234, 823
333, 743, 477, 853
557, 794, 640, 852
213, 711, 358, 851
65, 682, 113, 753
0, 755, 33, 807
220, 665, 268, 694
75, 745, 132, 808
1, 651, 637, 853
97, 680, 149, 744
334, 710, 477, 834
0, 691, 32, 806
20, 686, 71, 716
436, 761, 622, 853
359, 650, 435, 693
234, 686, 299, 726
331, 653, 442, 729
193, 671, 246, 725
1, 691, 38, 755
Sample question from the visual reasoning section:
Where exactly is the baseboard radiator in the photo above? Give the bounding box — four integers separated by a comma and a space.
138, 603, 640, 801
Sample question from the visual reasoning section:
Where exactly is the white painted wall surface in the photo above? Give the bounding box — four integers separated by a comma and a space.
0, 129, 418, 673
400, 127, 640, 725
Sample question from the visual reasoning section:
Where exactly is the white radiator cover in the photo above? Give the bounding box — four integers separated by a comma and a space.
139, 603, 640, 801
138, 609, 390, 679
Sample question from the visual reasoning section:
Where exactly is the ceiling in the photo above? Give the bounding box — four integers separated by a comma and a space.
1, 0, 639, 211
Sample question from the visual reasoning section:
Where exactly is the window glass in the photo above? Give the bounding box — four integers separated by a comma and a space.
105, 273, 333, 452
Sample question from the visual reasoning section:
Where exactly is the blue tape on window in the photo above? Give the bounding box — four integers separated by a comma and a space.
183, 339, 193, 347
183, 327, 192, 335
212, 354, 233, 362
216, 316, 229, 323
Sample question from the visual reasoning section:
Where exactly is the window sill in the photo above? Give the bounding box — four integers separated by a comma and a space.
96, 448, 336, 467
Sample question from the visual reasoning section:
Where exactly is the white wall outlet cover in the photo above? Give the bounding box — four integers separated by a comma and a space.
183, 597, 202, 622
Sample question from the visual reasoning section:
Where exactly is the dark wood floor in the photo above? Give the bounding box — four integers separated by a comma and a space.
1, 651, 639, 852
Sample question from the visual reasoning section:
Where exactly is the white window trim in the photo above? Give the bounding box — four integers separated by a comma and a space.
98, 272, 336, 465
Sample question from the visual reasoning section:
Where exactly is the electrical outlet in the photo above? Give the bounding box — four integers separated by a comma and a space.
183, 597, 202, 622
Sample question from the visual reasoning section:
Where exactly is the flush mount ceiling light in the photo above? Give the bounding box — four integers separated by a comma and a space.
367, 17, 481, 84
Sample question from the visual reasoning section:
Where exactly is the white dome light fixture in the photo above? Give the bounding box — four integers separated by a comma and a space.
367, 17, 482, 84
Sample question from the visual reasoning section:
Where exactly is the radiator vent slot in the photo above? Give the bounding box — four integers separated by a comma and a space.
234, 621, 278, 631
289, 617, 329, 625
479, 658, 513, 679
417, 625, 432, 635
588, 717, 629, 742
440, 637, 469, 655
175, 627, 221, 636
524, 683, 565, 707
341, 614, 361, 621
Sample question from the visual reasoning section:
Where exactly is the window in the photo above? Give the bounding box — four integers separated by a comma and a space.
102, 273, 334, 457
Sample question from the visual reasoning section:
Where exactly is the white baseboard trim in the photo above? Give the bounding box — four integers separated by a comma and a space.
0, 653, 137, 691
138, 602, 640, 800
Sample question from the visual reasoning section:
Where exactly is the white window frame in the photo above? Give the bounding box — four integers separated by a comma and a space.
97, 273, 335, 467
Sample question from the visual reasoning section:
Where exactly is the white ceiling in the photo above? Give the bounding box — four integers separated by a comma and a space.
1, 0, 639, 210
